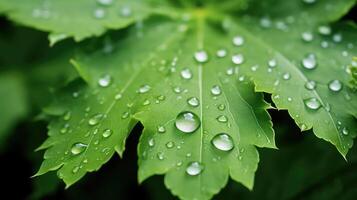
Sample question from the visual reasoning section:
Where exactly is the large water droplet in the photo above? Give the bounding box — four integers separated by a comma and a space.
211, 85, 222, 96
186, 161, 204, 176
302, 54, 317, 70
187, 97, 200, 107
328, 80, 343, 92
304, 97, 321, 110
175, 111, 200, 133
232, 54, 244, 65
194, 50, 208, 63
181, 68, 193, 80
98, 74, 112, 87
211, 133, 234, 151
102, 129, 113, 138
88, 114, 104, 126
233, 35, 244, 46
71, 143, 87, 155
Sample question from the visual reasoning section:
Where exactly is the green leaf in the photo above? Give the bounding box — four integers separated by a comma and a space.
32, 0, 357, 199
36, 17, 275, 200
0, 0, 174, 44
0, 72, 28, 151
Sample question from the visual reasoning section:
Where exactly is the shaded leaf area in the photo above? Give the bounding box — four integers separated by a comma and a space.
0, 0, 175, 44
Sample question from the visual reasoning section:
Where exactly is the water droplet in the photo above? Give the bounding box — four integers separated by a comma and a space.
233, 35, 244, 46
268, 59, 277, 68
304, 97, 321, 110
102, 129, 113, 138
216, 115, 228, 123
333, 33, 342, 43
173, 86, 182, 94
303, 0, 317, 4
120, 6, 132, 17
121, 112, 129, 119
216, 49, 227, 58
138, 85, 151, 93
302, 54, 317, 70
226, 67, 234, 75
318, 25, 331, 35
88, 114, 104, 126
71, 143, 87, 155
157, 152, 165, 160
142, 99, 151, 106
166, 141, 175, 149
211, 85, 222, 96
282, 73, 291, 80
93, 8, 106, 19
97, 0, 113, 6
232, 54, 244, 65
211, 133, 234, 151
251, 65, 258, 72
287, 97, 293, 102
218, 104, 226, 111
181, 68, 193, 80
301, 31, 314, 42
72, 166, 80, 174
98, 74, 112, 87
175, 111, 200, 133
63, 111, 71, 121
194, 50, 208, 63
187, 97, 200, 107
328, 80, 343, 92
176, 161, 183, 167
148, 138, 155, 147
300, 124, 308, 131
342, 127, 349, 135
305, 80, 316, 90
186, 162, 204, 176
156, 125, 166, 133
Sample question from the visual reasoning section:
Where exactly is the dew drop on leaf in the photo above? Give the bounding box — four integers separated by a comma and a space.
342, 127, 349, 136
301, 31, 314, 42
148, 138, 155, 147
102, 129, 113, 138
175, 111, 200, 133
211, 85, 222, 96
187, 97, 200, 107
302, 54, 317, 70
218, 104, 226, 111
166, 141, 175, 149
186, 161, 204, 176
157, 152, 165, 160
282, 73, 291, 80
211, 133, 234, 151
303, 97, 322, 110
216, 49, 227, 58
302, 0, 317, 4
157, 125, 166, 133
88, 114, 104, 126
216, 115, 228, 123
120, 6, 132, 17
63, 111, 71, 121
97, 0, 113, 6
232, 35, 244, 46
181, 68, 193, 80
268, 59, 277, 68
318, 25, 331, 35
305, 80, 317, 90
328, 80, 343, 92
194, 50, 208, 63
72, 166, 80, 174
98, 74, 112, 88
138, 85, 151, 94
93, 8, 106, 19
232, 54, 244, 65
71, 143, 87, 155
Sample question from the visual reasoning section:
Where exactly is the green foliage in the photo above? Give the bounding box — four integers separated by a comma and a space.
0, 0, 356, 199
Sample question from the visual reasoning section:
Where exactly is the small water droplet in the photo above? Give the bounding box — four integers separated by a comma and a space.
268, 59, 277, 68
71, 143, 87, 155
211, 133, 234, 151
157, 125, 166, 133
63, 111, 71, 121
194, 50, 208, 63
72, 166, 80, 174
226, 67, 234, 75
333, 33, 342, 43
301, 31, 314, 42
138, 85, 151, 94
305, 80, 316, 90
216, 115, 228, 123
186, 162, 204, 176
216, 49, 227, 58
302, 0, 317, 4
97, 0, 113, 6
187, 97, 200, 107
148, 138, 155, 147
102, 129, 113, 138
328, 80, 343, 92
218, 104, 226, 111
342, 127, 349, 135
120, 6, 132, 17
98, 74, 112, 87
211, 85, 222, 96
93, 8, 106, 19
121, 112, 129, 119
142, 99, 151, 106
233, 35, 244, 46
166, 141, 175, 149
318, 25, 331, 35
157, 152, 165, 160
232, 54, 244, 65
282, 73, 291, 80
88, 114, 104, 126
302, 54, 317, 70
175, 111, 201, 133
173, 86, 182, 94
304, 97, 321, 110
181, 68, 193, 80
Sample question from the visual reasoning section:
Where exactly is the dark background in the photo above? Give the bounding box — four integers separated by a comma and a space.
0, 5, 357, 200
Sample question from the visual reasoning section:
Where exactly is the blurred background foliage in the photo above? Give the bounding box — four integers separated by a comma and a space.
0, 5, 356, 200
